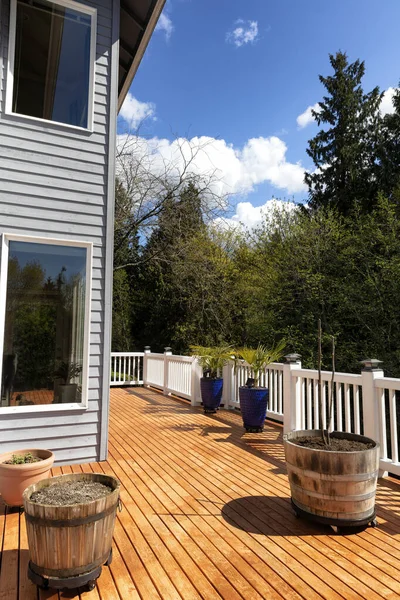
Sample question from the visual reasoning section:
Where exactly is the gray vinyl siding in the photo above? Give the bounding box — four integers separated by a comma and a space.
0, 0, 118, 464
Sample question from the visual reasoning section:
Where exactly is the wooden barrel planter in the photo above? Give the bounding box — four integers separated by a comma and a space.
23, 472, 121, 591
284, 430, 379, 530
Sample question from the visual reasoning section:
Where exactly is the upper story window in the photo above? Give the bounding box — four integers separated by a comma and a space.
7, 0, 96, 130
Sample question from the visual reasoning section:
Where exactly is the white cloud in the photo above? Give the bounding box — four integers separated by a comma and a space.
216, 199, 298, 231
380, 87, 396, 116
117, 134, 307, 197
119, 93, 156, 128
226, 20, 259, 47
156, 12, 173, 41
296, 103, 321, 129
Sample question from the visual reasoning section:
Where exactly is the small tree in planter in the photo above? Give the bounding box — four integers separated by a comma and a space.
191, 345, 232, 414
284, 319, 380, 532
53, 361, 82, 403
236, 341, 285, 433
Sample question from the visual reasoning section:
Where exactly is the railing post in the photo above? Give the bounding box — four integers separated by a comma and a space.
283, 354, 302, 434
143, 346, 151, 387
164, 347, 172, 395
361, 358, 386, 476
222, 361, 235, 409
190, 358, 202, 406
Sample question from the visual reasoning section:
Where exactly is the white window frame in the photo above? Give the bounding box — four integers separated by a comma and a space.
6, 0, 97, 132
0, 233, 92, 414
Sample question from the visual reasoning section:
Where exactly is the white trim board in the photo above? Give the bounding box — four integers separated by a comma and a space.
0, 233, 93, 415
6, 0, 97, 132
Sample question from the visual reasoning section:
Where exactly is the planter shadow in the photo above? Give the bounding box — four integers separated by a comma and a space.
222, 495, 336, 536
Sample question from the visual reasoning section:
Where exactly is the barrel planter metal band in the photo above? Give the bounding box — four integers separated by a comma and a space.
29, 551, 111, 578
25, 502, 118, 527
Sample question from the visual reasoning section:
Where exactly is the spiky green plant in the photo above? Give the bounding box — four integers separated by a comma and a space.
235, 340, 286, 386
190, 345, 233, 378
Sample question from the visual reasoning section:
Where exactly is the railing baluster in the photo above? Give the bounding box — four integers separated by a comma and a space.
379, 389, 388, 460
313, 379, 319, 430
327, 380, 334, 432
354, 385, 360, 435
344, 383, 351, 433
307, 378, 312, 430
336, 383, 343, 432
389, 389, 398, 464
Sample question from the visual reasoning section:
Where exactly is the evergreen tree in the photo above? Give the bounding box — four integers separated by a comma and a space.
305, 51, 383, 214
378, 85, 400, 197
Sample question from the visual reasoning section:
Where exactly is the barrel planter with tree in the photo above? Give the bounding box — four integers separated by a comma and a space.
191, 345, 232, 414
284, 322, 379, 531
23, 472, 121, 591
236, 341, 285, 432
284, 429, 379, 529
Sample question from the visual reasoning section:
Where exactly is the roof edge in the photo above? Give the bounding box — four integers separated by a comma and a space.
117, 0, 166, 112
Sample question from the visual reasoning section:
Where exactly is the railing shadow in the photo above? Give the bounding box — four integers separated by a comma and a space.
127, 388, 192, 414
129, 387, 288, 473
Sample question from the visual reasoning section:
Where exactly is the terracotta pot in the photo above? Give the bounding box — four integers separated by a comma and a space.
0, 448, 54, 507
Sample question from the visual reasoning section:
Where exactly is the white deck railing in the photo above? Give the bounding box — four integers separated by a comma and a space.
110, 352, 144, 386
111, 350, 400, 477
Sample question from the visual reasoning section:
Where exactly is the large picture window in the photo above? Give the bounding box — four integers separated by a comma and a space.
0, 236, 92, 409
7, 0, 96, 129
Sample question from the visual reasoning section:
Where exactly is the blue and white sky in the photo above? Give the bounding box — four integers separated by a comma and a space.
118, 0, 400, 228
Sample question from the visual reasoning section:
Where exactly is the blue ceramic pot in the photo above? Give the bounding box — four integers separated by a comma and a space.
239, 386, 269, 432
200, 377, 223, 413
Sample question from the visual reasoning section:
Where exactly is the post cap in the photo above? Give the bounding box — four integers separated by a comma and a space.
164, 347, 172, 354
144, 346, 151, 351
361, 358, 383, 371
284, 353, 301, 364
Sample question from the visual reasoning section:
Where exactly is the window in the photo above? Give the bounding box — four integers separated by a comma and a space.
0, 236, 92, 410
7, 0, 96, 129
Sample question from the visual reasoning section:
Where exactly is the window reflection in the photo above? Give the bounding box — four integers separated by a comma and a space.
1, 242, 87, 407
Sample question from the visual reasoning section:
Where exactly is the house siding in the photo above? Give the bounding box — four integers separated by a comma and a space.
0, 0, 118, 463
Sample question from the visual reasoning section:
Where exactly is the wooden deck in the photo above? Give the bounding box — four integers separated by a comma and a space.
2, 387, 400, 600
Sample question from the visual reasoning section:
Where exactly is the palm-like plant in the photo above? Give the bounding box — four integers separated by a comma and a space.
236, 340, 286, 387
190, 345, 233, 378
53, 361, 82, 384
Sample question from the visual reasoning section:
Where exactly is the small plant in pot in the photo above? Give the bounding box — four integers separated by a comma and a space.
284, 320, 379, 532
0, 449, 54, 506
236, 341, 285, 433
53, 361, 82, 403
191, 345, 232, 414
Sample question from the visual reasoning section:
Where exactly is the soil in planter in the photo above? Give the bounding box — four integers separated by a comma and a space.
293, 436, 375, 452
31, 481, 112, 505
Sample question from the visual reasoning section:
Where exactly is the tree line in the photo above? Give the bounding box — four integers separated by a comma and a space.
112, 51, 400, 376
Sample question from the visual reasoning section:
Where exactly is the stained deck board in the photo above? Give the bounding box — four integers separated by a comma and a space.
2, 387, 400, 599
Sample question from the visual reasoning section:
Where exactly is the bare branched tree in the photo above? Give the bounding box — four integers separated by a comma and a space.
114, 130, 231, 271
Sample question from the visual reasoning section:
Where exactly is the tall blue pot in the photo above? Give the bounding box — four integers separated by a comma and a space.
239, 387, 269, 432
200, 377, 223, 414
